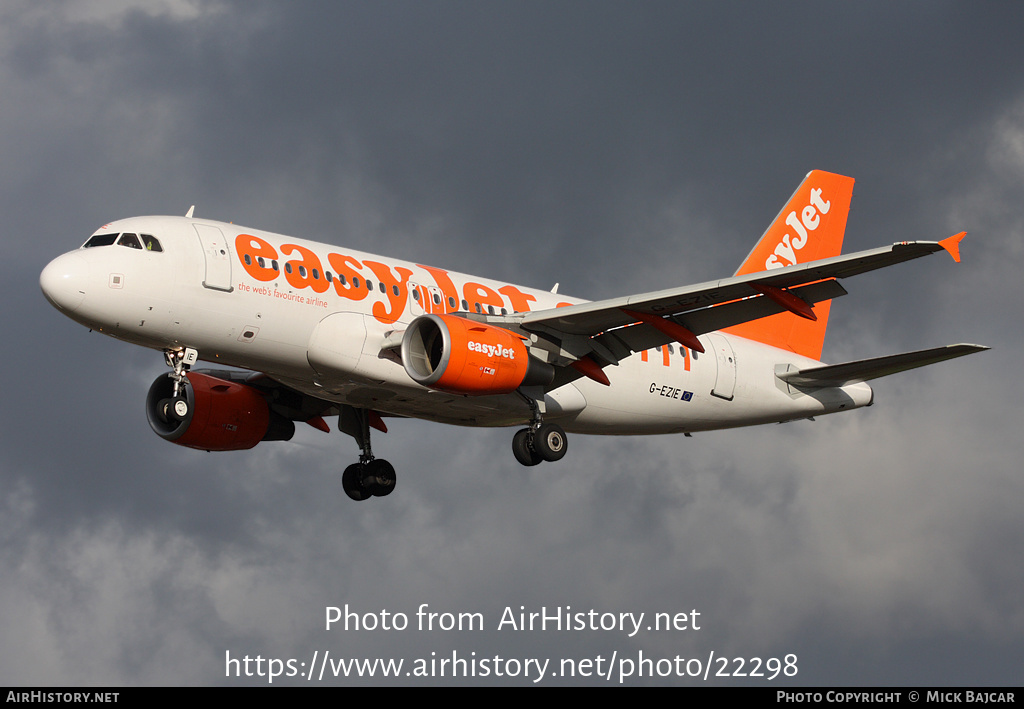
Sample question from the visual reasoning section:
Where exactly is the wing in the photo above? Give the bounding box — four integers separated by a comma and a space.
488, 234, 965, 377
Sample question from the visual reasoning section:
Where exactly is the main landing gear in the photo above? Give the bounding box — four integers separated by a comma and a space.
342, 459, 396, 501
338, 406, 396, 501
511, 395, 568, 467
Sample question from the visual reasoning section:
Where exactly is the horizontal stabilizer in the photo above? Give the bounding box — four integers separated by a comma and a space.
776, 343, 989, 387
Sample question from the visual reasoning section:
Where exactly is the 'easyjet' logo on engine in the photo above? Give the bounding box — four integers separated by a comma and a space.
764, 187, 831, 270
468, 341, 516, 359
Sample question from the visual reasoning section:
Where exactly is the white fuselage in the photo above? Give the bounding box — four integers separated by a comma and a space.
40, 215, 873, 435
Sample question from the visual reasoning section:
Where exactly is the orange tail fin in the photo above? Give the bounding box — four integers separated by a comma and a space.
724, 170, 855, 360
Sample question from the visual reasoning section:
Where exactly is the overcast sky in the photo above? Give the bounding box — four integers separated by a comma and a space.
2, 0, 1022, 686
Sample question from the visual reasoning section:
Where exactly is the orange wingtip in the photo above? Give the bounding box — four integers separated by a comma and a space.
938, 232, 966, 263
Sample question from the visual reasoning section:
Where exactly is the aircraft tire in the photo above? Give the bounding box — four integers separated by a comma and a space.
534, 423, 567, 462
156, 398, 174, 424
170, 397, 189, 421
342, 463, 372, 501
365, 459, 397, 497
512, 428, 543, 466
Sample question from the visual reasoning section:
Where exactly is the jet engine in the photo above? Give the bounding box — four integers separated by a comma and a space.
146, 371, 295, 451
401, 314, 553, 395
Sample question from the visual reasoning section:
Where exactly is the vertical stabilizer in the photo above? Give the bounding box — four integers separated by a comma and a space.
724, 170, 855, 360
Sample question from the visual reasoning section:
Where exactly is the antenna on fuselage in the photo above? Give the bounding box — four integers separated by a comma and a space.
185, 205, 195, 218
550, 283, 559, 293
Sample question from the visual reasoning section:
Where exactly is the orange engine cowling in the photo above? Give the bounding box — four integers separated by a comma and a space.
146, 371, 294, 451
401, 314, 553, 395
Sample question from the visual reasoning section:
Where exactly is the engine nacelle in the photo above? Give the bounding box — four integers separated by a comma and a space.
401, 314, 553, 395
146, 371, 294, 451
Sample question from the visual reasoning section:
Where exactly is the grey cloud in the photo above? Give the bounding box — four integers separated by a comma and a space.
3, 1, 1021, 686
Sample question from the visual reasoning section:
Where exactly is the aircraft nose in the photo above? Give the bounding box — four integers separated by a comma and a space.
40, 252, 89, 312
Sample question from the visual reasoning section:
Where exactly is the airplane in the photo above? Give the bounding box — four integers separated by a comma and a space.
40, 170, 987, 501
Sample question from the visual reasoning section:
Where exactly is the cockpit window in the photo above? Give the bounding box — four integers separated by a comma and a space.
83, 234, 118, 248
82, 232, 162, 251
117, 233, 143, 249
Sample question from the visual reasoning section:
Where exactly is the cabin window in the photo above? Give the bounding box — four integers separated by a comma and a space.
244, 254, 252, 265
392, 285, 399, 296
412, 289, 420, 301
285, 263, 293, 274
447, 296, 455, 308
312, 269, 320, 280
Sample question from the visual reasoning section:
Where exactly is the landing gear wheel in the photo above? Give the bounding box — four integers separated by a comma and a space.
156, 398, 174, 424
364, 459, 396, 497
156, 397, 189, 423
534, 423, 567, 462
512, 428, 543, 467
171, 397, 189, 420
342, 463, 372, 501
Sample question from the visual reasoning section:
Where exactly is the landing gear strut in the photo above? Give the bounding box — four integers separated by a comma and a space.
511, 392, 568, 466
339, 406, 396, 501
156, 347, 199, 424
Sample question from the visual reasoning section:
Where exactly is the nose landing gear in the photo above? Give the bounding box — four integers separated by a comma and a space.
156, 347, 199, 423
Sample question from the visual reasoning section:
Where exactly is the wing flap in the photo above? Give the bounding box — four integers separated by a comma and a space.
776, 343, 989, 387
